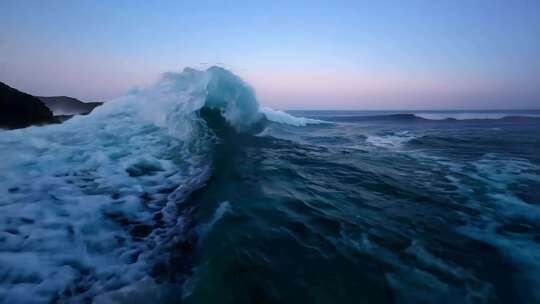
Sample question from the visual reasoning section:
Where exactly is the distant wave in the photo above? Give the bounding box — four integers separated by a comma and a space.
261, 107, 328, 126
313, 113, 540, 123
414, 112, 540, 120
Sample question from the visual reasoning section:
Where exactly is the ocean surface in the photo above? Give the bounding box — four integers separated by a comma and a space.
1, 67, 540, 303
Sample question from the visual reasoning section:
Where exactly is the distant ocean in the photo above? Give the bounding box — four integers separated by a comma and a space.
1, 68, 539, 303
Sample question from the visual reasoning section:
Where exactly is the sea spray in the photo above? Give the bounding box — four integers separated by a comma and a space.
0, 66, 306, 302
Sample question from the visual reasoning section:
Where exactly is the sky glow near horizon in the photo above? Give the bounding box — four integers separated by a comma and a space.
1, 0, 539, 109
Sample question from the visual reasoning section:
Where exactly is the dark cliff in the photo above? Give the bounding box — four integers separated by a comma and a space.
0, 82, 58, 129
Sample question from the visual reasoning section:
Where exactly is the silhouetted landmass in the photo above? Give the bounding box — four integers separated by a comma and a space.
0, 81, 58, 129
37, 96, 103, 115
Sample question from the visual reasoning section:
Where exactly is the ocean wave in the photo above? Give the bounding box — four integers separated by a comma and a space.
260, 107, 328, 126
3, 67, 539, 302
414, 112, 540, 120
0, 66, 314, 302
310, 113, 540, 123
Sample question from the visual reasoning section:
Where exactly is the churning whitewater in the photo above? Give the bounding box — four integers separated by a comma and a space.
1, 67, 540, 303
0, 67, 306, 302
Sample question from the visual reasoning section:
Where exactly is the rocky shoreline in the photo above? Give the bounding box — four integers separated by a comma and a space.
0, 81, 102, 129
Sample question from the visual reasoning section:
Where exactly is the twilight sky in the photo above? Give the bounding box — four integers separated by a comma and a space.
1, 0, 539, 109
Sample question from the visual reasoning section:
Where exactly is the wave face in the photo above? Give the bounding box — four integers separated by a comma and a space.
0, 67, 275, 302
2, 72, 540, 303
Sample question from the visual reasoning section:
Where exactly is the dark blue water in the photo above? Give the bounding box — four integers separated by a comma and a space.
182, 110, 540, 303
2, 88, 540, 302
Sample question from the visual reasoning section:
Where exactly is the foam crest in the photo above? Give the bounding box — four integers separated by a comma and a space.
0, 66, 335, 301
0, 66, 264, 301
260, 107, 327, 126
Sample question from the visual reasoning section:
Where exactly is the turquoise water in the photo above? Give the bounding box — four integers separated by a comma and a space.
1, 67, 539, 303
182, 111, 540, 303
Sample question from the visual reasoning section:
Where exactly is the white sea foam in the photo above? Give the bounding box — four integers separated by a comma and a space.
0, 66, 279, 302
430, 155, 540, 302
260, 107, 327, 126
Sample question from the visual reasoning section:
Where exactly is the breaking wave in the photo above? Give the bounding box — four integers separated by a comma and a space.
260, 107, 327, 126
0, 67, 313, 302
3, 67, 540, 303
